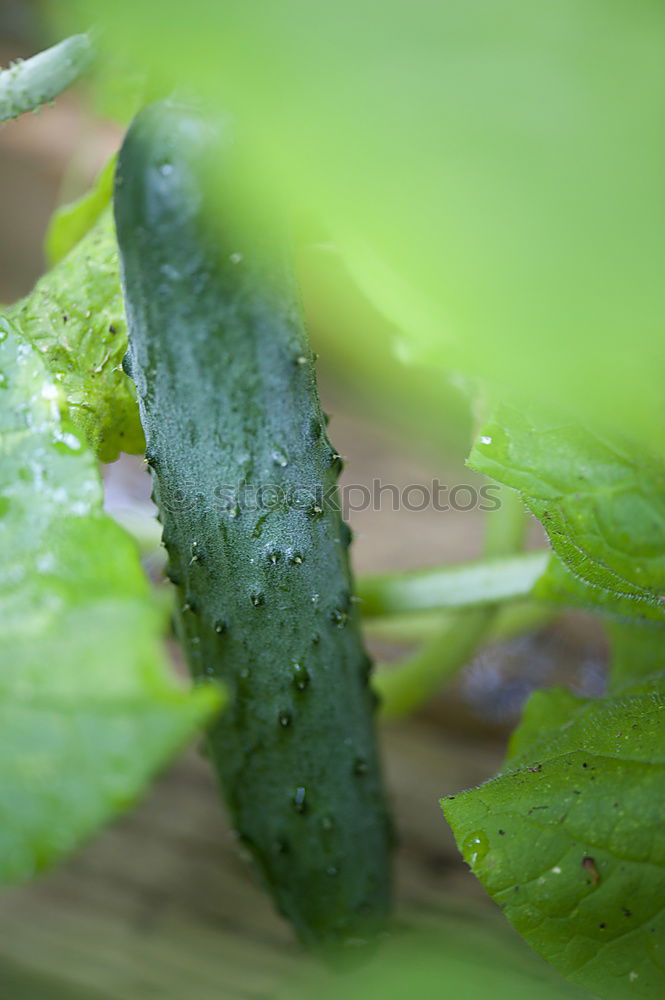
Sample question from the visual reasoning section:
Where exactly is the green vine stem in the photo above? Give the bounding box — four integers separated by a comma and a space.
373, 485, 536, 719
363, 600, 553, 645
0, 34, 94, 122
359, 550, 548, 617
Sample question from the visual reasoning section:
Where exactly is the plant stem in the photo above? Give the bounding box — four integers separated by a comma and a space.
363, 600, 554, 645
373, 486, 537, 719
359, 549, 548, 618
0, 34, 94, 122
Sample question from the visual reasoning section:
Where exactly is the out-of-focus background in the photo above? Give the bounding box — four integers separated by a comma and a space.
0, 12, 608, 999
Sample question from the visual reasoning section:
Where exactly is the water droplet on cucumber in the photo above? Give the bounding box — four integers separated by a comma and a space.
292, 786, 307, 813
271, 446, 288, 468
291, 662, 311, 691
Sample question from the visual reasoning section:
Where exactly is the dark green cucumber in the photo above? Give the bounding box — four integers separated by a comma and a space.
114, 100, 392, 952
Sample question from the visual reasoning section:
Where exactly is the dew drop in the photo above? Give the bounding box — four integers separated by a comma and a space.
271, 446, 288, 468
214, 619, 228, 635
462, 830, 489, 867
291, 662, 311, 692
52, 430, 82, 453
278, 711, 292, 728
250, 591, 265, 608
292, 786, 307, 813
330, 608, 348, 628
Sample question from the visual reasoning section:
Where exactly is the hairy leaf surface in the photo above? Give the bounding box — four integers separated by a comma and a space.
470, 404, 665, 609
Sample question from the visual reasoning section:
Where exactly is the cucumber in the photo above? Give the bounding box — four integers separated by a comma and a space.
114, 100, 392, 952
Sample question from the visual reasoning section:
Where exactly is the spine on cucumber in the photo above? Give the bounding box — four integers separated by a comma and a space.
114, 100, 392, 952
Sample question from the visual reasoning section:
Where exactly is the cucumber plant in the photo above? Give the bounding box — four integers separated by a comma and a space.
2, 21, 665, 1000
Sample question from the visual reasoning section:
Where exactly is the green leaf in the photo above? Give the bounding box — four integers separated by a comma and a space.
470, 403, 665, 609
50, 1, 665, 449
10, 209, 143, 463
0, 314, 221, 884
45, 154, 117, 267
533, 555, 665, 626
0, 34, 93, 122
443, 682, 665, 999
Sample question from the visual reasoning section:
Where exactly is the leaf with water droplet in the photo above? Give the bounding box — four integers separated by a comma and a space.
0, 315, 221, 886
444, 682, 665, 999
10, 208, 144, 462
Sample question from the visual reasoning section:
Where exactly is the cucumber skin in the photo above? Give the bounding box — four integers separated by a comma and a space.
114, 101, 392, 951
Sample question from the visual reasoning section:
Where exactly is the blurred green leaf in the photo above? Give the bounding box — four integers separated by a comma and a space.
0, 314, 221, 884
50, 0, 665, 450
10, 209, 144, 462
283, 917, 591, 999
444, 681, 665, 998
